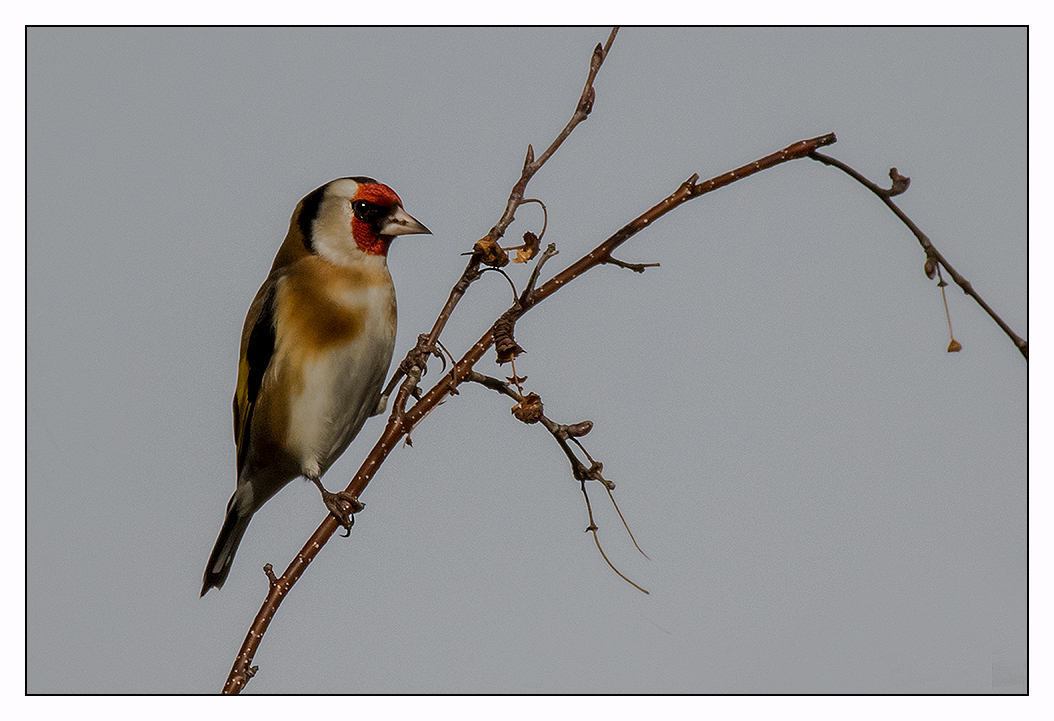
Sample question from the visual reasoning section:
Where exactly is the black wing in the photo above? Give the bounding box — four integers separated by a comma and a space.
233, 283, 278, 477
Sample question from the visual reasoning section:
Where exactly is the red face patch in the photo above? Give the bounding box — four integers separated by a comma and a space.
350, 182, 403, 256
355, 182, 402, 208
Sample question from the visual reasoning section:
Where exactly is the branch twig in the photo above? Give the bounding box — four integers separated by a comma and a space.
809, 152, 1027, 360
379, 29, 620, 417
465, 368, 650, 593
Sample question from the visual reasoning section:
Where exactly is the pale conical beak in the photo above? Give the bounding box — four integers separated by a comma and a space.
380, 205, 431, 237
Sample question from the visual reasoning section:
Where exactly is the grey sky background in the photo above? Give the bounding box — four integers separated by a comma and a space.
27, 27, 1026, 694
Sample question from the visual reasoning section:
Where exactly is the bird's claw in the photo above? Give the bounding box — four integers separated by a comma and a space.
320, 490, 364, 536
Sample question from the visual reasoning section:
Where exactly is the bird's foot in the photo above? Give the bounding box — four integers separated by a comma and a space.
321, 490, 364, 536
309, 478, 364, 536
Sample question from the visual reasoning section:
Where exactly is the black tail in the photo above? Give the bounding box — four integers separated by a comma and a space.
201, 496, 253, 596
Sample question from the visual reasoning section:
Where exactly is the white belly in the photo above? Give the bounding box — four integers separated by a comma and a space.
286, 323, 395, 478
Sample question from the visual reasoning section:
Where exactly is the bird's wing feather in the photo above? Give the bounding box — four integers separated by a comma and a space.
234, 280, 279, 477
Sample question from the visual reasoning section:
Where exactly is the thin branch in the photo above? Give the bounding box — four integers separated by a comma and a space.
809, 151, 1027, 360
603, 256, 660, 273
515, 134, 837, 316
520, 243, 559, 303
465, 371, 596, 481
381, 29, 620, 417
604, 485, 649, 560
432, 368, 652, 591
588, 516, 649, 595
491, 27, 618, 239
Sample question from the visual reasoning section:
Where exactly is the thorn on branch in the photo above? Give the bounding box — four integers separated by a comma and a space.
431, 340, 450, 374
524, 144, 535, 169
432, 340, 460, 392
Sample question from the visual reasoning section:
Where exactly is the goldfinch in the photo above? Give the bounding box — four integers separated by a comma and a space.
202, 177, 429, 596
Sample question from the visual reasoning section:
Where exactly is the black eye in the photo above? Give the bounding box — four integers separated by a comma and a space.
352, 200, 382, 222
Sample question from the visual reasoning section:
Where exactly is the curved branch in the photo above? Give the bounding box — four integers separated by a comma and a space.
490, 27, 618, 240
809, 151, 1027, 360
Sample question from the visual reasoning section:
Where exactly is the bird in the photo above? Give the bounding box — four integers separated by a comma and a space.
202, 177, 430, 596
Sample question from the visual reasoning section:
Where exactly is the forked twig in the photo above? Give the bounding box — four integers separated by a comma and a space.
464, 371, 649, 590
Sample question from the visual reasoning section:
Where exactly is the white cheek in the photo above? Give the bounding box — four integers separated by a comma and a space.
312, 227, 363, 267
310, 195, 362, 266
